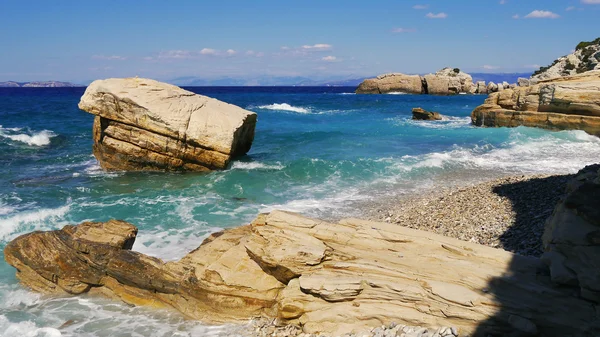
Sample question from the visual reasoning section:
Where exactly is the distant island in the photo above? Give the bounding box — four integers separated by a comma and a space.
0, 81, 81, 88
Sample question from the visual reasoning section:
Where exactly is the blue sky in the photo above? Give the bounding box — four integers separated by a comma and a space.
1, 0, 599, 82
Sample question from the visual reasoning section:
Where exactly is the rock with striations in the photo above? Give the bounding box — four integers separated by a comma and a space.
412, 107, 442, 120
5, 210, 600, 336
78, 78, 257, 171
471, 70, 600, 136
542, 164, 600, 303
475, 81, 488, 94
531, 37, 600, 83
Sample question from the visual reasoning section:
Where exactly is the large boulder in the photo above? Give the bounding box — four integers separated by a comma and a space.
424, 67, 474, 95
542, 164, 600, 303
355, 73, 423, 94
471, 70, 600, 136
78, 78, 257, 171
5, 211, 600, 336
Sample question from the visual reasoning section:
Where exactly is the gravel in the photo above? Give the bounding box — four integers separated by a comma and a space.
363, 173, 573, 257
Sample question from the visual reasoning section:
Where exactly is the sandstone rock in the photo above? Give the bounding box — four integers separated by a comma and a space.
471, 70, 600, 136
487, 82, 498, 93
412, 107, 442, 120
475, 81, 488, 94
78, 78, 257, 171
355, 73, 423, 94
542, 164, 600, 303
355, 68, 474, 95
518, 78, 530, 87
5, 211, 600, 336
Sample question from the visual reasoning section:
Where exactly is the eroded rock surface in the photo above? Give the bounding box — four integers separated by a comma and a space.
5, 211, 600, 336
78, 78, 257, 171
412, 107, 442, 120
356, 68, 478, 95
543, 164, 600, 303
471, 70, 600, 135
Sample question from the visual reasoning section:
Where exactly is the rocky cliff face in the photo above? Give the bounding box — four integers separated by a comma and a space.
78, 78, 257, 171
471, 70, 600, 135
542, 164, 600, 303
5, 211, 600, 336
531, 38, 600, 82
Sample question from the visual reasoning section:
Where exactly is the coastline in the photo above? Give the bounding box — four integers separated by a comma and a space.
362, 173, 572, 257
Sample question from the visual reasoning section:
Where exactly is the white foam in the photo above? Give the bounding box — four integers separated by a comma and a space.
386, 92, 407, 95
231, 161, 285, 170
257, 103, 310, 113
410, 116, 472, 129
0, 204, 70, 242
0, 125, 55, 146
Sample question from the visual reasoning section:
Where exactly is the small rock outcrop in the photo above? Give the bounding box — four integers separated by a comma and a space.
471, 70, 600, 136
5, 211, 600, 336
78, 78, 257, 171
542, 164, 600, 303
531, 37, 600, 83
412, 107, 442, 120
355, 73, 423, 94
423, 68, 474, 95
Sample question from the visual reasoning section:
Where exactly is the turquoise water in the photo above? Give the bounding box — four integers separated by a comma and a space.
1, 87, 600, 336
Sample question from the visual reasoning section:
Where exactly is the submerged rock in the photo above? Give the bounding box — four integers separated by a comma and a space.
5, 211, 600, 336
471, 70, 600, 136
412, 107, 442, 120
78, 78, 257, 171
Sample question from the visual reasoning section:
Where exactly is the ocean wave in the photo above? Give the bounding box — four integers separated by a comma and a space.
231, 161, 285, 170
256, 103, 310, 113
0, 125, 56, 146
386, 92, 407, 95
0, 204, 70, 242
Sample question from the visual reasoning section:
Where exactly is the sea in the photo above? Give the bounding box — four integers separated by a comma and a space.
1, 86, 600, 336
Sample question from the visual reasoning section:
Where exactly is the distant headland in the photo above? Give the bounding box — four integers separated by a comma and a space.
0, 81, 81, 88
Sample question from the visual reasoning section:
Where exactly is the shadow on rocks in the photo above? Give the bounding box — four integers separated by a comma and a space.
470, 172, 600, 337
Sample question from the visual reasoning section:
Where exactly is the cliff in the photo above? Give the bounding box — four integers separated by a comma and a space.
471, 70, 600, 136
531, 37, 600, 83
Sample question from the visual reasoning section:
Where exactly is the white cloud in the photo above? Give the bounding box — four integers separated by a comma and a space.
301, 44, 332, 51
524, 10, 560, 19
158, 50, 193, 59
524, 64, 542, 69
426, 12, 447, 19
392, 27, 416, 33
322, 56, 338, 62
566, 6, 576, 10
581, 0, 600, 4
280, 46, 291, 51
512, 14, 520, 19
482, 65, 500, 70
226, 49, 237, 56
499, 0, 507, 4
412, 4, 428, 9
200, 48, 218, 55
92, 55, 126, 61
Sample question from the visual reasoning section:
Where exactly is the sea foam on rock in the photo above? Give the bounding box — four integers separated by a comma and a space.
78, 78, 257, 171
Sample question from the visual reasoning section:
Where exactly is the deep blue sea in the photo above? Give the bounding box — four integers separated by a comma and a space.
1, 86, 600, 336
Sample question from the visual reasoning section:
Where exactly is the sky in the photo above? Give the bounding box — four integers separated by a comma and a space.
1, 0, 600, 83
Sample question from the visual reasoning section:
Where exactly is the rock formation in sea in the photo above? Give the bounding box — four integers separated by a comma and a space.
471, 70, 600, 135
531, 37, 600, 83
542, 164, 600, 303
0, 81, 78, 87
412, 107, 442, 120
78, 77, 257, 171
355, 68, 515, 95
5, 205, 600, 336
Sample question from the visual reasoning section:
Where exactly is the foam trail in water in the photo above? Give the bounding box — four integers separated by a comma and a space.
0, 125, 56, 146
231, 161, 285, 170
256, 103, 310, 113
0, 204, 70, 242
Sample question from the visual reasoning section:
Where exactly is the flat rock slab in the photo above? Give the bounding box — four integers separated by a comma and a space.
4, 212, 600, 336
78, 78, 257, 171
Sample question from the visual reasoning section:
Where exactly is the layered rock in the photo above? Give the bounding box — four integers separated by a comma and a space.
531, 37, 600, 82
542, 164, 600, 303
424, 68, 474, 95
78, 78, 257, 171
5, 211, 600, 336
471, 70, 600, 136
412, 107, 442, 120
